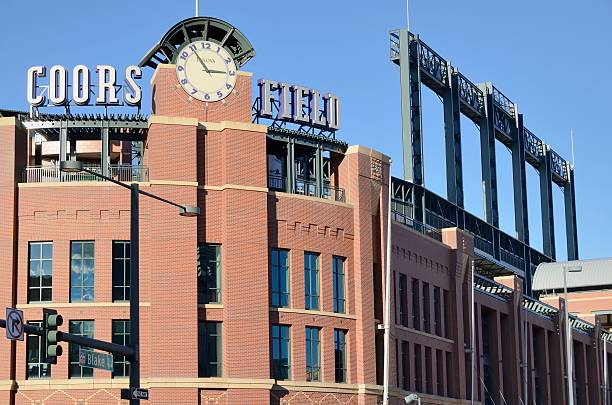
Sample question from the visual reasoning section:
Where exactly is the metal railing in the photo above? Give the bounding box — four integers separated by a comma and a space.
392, 211, 442, 242
523, 294, 558, 320
474, 274, 513, 301
23, 165, 149, 183
270, 176, 345, 203
268, 175, 285, 191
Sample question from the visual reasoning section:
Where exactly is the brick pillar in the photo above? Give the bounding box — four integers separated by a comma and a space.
341, 146, 389, 405
143, 119, 199, 403
441, 228, 473, 400
0, 117, 27, 405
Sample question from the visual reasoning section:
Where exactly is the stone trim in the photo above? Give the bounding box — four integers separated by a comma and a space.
271, 307, 357, 320
17, 302, 150, 309
394, 324, 455, 344
148, 115, 199, 128
345, 145, 390, 163
198, 120, 267, 133
270, 190, 354, 209
202, 184, 268, 193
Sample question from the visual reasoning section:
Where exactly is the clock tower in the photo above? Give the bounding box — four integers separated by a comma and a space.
139, 17, 272, 404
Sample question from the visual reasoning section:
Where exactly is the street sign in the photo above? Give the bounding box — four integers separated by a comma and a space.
78, 348, 113, 371
5, 308, 24, 341
121, 388, 149, 400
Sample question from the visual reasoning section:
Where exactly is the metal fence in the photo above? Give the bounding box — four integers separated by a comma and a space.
23, 165, 149, 183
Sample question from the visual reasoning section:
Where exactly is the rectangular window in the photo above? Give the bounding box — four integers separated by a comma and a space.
332, 256, 346, 313
434, 287, 441, 336
425, 346, 432, 394
271, 324, 291, 380
271, 249, 290, 308
422, 282, 430, 333
70, 241, 95, 302
412, 278, 420, 331
305, 327, 321, 381
436, 349, 444, 395
414, 344, 422, 392
443, 289, 451, 339
401, 341, 410, 390
26, 321, 50, 379
198, 244, 221, 304
399, 274, 408, 327
112, 320, 130, 378
69, 320, 94, 378
112, 241, 130, 302
334, 329, 347, 383
304, 252, 320, 310
28, 242, 53, 303
198, 321, 222, 377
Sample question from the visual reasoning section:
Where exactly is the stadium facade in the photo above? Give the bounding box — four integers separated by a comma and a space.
0, 15, 609, 405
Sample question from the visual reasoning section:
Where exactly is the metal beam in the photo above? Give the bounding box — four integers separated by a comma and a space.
539, 147, 556, 259
564, 165, 579, 260
444, 69, 464, 208
513, 114, 530, 244
101, 122, 109, 178
479, 85, 500, 227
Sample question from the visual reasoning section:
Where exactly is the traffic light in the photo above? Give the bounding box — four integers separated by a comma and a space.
43, 308, 63, 364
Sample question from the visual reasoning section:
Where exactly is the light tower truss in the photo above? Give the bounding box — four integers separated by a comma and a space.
389, 30, 578, 292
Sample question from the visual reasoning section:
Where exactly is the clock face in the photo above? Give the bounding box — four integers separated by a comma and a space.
175, 40, 237, 102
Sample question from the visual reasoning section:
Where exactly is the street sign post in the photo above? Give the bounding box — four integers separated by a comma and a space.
78, 348, 113, 372
6, 308, 24, 341
121, 388, 149, 400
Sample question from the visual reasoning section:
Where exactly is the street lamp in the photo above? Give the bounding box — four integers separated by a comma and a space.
564, 264, 582, 405
60, 160, 199, 404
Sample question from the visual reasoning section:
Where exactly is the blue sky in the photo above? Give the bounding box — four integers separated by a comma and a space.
1, 0, 610, 260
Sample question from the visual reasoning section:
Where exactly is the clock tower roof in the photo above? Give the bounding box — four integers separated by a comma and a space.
139, 16, 255, 71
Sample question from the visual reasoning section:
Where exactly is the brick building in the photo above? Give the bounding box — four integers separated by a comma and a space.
0, 15, 610, 405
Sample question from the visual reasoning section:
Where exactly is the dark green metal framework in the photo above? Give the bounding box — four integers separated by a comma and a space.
139, 17, 256, 69
389, 29, 579, 294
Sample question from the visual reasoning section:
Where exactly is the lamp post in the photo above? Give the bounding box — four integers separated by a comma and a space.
60, 161, 199, 404
564, 265, 582, 405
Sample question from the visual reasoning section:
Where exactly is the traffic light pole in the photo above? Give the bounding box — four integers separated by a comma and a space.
0, 320, 134, 357
129, 183, 141, 405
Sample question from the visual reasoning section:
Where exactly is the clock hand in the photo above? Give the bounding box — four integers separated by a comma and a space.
202, 69, 226, 74
193, 52, 212, 77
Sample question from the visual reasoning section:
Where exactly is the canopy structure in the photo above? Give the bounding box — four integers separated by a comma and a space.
532, 258, 612, 292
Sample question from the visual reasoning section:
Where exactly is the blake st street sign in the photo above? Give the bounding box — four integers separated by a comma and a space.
79, 348, 113, 372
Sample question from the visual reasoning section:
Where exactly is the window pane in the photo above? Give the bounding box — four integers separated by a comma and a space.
198, 244, 221, 304
69, 320, 94, 378
304, 253, 320, 310
29, 242, 53, 304
113, 241, 130, 302
334, 329, 347, 383
70, 241, 95, 303
271, 325, 290, 380
112, 320, 130, 378
198, 321, 221, 377
26, 321, 50, 379
271, 249, 289, 308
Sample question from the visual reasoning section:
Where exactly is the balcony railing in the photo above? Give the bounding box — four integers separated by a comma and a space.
268, 175, 345, 203
23, 165, 149, 183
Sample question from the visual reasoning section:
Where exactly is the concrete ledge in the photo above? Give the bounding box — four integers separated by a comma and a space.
270, 190, 354, 209
202, 184, 268, 193
271, 307, 357, 320
17, 302, 150, 309
395, 324, 455, 344
148, 115, 199, 128
345, 145, 390, 164
199, 120, 268, 133
0, 117, 18, 127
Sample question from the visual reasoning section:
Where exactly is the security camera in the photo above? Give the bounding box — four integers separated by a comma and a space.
404, 393, 421, 405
